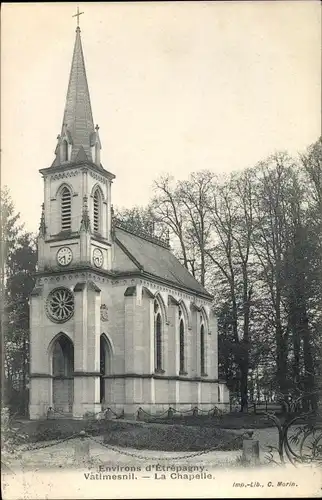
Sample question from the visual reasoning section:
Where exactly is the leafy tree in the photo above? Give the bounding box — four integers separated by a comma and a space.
1, 187, 37, 414
300, 138, 322, 408
205, 171, 256, 410
5, 232, 37, 413
1, 188, 22, 407
250, 154, 296, 396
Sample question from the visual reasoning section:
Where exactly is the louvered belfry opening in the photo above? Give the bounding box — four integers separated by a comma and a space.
93, 189, 100, 232
61, 187, 72, 231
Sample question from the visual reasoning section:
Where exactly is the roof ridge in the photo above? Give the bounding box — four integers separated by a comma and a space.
114, 222, 171, 250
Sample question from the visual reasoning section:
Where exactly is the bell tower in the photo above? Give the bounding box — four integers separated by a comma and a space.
29, 18, 115, 420
37, 25, 115, 274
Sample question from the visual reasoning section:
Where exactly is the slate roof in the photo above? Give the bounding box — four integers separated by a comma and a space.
115, 227, 212, 298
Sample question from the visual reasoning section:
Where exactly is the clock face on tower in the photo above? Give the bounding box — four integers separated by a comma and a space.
93, 247, 103, 268
56, 246, 73, 267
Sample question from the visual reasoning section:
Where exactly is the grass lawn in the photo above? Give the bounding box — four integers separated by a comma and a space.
11, 418, 245, 452
103, 421, 244, 451
10, 410, 296, 452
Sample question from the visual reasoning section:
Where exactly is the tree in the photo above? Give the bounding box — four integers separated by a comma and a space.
152, 172, 215, 284
148, 142, 321, 409
0, 188, 22, 407
152, 175, 191, 271
300, 138, 322, 408
5, 232, 37, 413
1, 187, 37, 414
205, 171, 256, 410
250, 155, 292, 396
177, 171, 215, 286
113, 204, 170, 243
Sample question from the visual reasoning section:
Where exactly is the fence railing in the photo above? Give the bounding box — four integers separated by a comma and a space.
229, 398, 283, 414
136, 405, 225, 421
262, 391, 322, 466
4, 395, 322, 470
46, 404, 229, 421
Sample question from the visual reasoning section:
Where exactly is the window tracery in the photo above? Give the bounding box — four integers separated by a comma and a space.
46, 287, 74, 323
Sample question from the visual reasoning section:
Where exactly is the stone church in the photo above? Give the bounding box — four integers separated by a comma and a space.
29, 24, 229, 420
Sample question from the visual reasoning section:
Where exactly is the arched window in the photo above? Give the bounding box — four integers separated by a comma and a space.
200, 323, 205, 375
179, 313, 185, 374
93, 189, 101, 233
100, 334, 112, 403
154, 300, 163, 372
62, 140, 68, 162
61, 187, 72, 231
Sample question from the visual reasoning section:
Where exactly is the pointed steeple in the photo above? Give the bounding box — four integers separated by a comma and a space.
52, 26, 101, 167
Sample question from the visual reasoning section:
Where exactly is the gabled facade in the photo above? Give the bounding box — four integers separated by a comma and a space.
29, 26, 229, 420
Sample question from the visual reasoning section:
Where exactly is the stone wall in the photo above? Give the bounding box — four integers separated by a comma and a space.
29, 272, 228, 420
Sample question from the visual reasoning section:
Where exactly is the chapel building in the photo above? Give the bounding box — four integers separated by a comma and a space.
29, 24, 229, 420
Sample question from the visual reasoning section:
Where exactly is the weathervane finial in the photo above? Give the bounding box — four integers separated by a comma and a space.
72, 5, 84, 28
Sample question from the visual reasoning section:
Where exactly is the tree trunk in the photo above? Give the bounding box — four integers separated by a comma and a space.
302, 315, 316, 410
239, 353, 249, 412
276, 325, 288, 396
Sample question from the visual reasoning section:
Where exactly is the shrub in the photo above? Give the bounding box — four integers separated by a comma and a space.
1, 407, 28, 464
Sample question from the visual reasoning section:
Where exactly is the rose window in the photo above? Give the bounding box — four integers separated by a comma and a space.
46, 287, 74, 323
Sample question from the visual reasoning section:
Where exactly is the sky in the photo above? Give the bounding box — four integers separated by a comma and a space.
2, 1, 321, 234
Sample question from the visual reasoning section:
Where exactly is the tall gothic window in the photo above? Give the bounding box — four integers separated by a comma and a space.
100, 335, 111, 403
179, 310, 185, 373
93, 189, 101, 232
61, 187, 72, 231
154, 300, 162, 372
200, 323, 206, 375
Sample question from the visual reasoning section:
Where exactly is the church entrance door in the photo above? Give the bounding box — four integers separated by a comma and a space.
52, 334, 74, 415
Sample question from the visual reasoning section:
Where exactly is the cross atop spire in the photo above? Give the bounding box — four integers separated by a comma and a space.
72, 6, 84, 28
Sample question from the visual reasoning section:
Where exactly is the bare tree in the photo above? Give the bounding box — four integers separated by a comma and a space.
177, 170, 215, 286
152, 174, 190, 270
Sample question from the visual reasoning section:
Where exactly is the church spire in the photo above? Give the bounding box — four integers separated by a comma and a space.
52, 15, 101, 167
